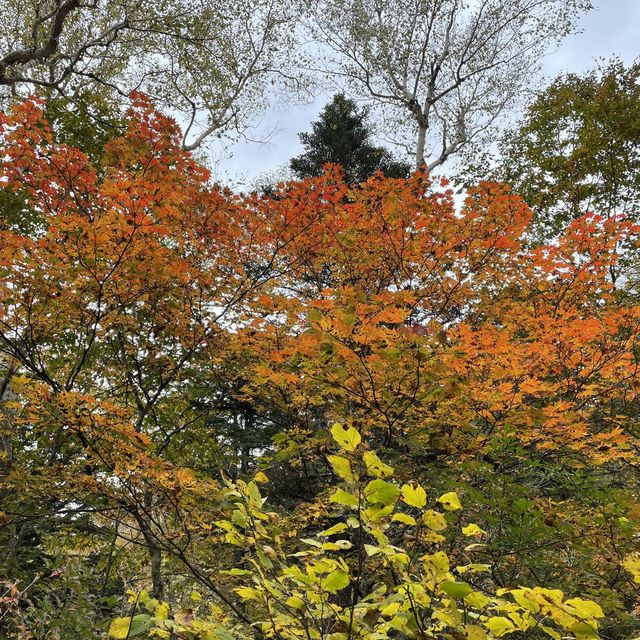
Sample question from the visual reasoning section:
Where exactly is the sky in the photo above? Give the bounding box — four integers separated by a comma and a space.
207, 0, 640, 188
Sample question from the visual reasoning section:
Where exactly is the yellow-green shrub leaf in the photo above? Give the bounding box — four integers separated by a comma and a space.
422, 509, 447, 531
462, 523, 485, 537
401, 483, 427, 508
485, 617, 516, 637
108, 615, 151, 639
623, 554, 640, 583
322, 569, 350, 592
330, 423, 361, 451
441, 580, 473, 599
437, 491, 462, 511
392, 512, 417, 525
365, 479, 400, 506
329, 488, 358, 507
363, 451, 394, 477
322, 522, 349, 537
327, 455, 353, 481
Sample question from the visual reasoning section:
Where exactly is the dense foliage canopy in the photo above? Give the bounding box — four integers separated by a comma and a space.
1, 96, 640, 640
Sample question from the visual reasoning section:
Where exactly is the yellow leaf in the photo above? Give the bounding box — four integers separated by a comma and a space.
155, 602, 169, 620
235, 587, 261, 601
330, 423, 361, 452
108, 618, 131, 639
485, 617, 516, 637
329, 488, 359, 507
322, 522, 349, 536
322, 568, 350, 592
286, 596, 305, 609
437, 491, 462, 511
254, 471, 269, 484
422, 509, 447, 531
623, 553, 640, 584
565, 598, 604, 620
401, 483, 427, 508
363, 451, 394, 477
462, 523, 485, 537
465, 624, 488, 639
392, 512, 417, 525
108, 615, 151, 638
327, 455, 353, 481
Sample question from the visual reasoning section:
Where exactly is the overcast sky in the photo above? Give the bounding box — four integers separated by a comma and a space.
207, 0, 640, 188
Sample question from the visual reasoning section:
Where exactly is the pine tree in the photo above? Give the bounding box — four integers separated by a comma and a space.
290, 93, 411, 183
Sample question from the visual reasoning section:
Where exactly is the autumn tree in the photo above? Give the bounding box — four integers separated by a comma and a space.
301, 0, 592, 168
290, 93, 411, 182
0, 95, 325, 634
2, 95, 640, 638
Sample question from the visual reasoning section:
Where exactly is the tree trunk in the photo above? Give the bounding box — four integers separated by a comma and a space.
150, 544, 164, 600
416, 124, 427, 168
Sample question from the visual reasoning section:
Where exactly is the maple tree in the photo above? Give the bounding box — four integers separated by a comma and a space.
1, 96, 640, 639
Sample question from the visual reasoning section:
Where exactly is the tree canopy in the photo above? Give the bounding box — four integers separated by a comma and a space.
1, 96, 640, 639
488, 59, 640, 241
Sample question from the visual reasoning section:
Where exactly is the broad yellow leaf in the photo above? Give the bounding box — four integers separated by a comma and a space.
327, 455, 353, 481
330, 423, 361, 451
422, 509, 447, 531
401, 483, 427, 508
363, 450, 394, 477
485, 617, 516, 637
462, 523, 485, 537
623, 553, 640, 583
437, 491, 462, 511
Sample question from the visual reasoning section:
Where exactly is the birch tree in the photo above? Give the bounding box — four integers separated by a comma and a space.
0, 0, 304, 149
303, 0, 592, 169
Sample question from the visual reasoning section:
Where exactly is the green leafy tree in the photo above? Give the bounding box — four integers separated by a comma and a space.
487, 59, 640, 241
290, 93, 411, 183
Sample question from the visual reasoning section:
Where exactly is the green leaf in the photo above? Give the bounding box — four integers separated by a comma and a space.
108, 614, 151, 638
329, 488, 359, 507
327, 455, 353, 481
441, 580, 473, 599
437, 491, 462, 511
330, 423, 361, 452
401, 483, 427, 508
364, 479, 400, 506
363, 450, 393, 477
322, 569, 350, 592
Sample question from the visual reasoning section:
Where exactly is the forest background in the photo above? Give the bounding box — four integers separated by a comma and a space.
1, 1, 640, 640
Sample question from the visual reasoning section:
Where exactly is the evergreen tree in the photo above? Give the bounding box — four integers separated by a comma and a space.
290, 93, 411, 183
